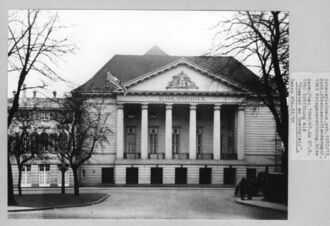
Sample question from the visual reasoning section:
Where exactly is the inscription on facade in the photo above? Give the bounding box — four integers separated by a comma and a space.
159, 96, 205, 103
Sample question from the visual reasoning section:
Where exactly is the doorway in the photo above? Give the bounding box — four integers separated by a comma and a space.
102, 167, 114, 184
223, 168, 236, 185
151, 167, 163, 184
175, 167, 187, 184
199, 168, 212, 184
126, 167, 138, 184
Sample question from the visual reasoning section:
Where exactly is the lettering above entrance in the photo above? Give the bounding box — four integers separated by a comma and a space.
166, 71, 198, 89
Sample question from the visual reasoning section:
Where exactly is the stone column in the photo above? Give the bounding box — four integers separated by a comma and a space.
237, 104, 245, 160
165, 104, 173, 159
213, 104, 221, 160
116, 104, 124, 160
141, 104, 149, 159
189, 104, 197, 160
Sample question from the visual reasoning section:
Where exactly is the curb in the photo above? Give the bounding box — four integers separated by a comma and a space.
234, 198, 287, 212
8, 194, 110, 213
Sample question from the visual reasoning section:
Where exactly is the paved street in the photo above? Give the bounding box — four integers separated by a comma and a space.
8, 188, 287, 219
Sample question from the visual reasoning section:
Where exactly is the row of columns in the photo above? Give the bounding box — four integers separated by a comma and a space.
116, 103, 245, 160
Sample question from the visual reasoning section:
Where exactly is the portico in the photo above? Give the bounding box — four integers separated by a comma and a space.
115, 94, 245, 162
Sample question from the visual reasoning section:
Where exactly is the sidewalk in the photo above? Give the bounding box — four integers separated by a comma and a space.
8, 193, 110, 212
234, 196, 287, 212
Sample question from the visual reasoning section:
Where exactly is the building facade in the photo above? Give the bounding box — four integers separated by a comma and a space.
9, 92, 74, 188
77, 46, 282, 186
9, 46, 282, 188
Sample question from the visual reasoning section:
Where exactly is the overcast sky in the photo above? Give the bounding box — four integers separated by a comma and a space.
8, 10, 239, 98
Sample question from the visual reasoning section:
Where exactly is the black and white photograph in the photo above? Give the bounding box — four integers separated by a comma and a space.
6, 9, 289, 220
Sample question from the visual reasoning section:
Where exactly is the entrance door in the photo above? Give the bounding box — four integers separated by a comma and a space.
199, 168, 212, 184
223, 168, 236, 185
175, 168, 187, 184
102, 167, 114, 184
151, 167, 163, 184
126, 167, 138, 184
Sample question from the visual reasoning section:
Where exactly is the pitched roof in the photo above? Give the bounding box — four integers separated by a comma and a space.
77, 49, 261, 93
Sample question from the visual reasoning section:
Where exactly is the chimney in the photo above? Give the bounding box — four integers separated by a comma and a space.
22, 84, 27, 99
33, 90, 37, 98
53, 91, 57, 98
12, 91, 16, 98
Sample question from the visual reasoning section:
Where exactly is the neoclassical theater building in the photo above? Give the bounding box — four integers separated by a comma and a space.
10, 46, 282, 188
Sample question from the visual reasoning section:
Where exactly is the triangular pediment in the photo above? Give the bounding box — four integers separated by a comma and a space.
116, 58, 247, 93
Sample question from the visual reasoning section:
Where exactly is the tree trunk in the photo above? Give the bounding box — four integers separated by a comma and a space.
8, 156, 16, 205
8, 70, 27, 128
72, 168, 80, 196
18, 165, 22, 196
61, 169, 65, 194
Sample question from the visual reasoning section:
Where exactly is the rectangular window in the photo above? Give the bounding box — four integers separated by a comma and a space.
172, 128, 180, 154
126, 127, 136, 153
149, 127, 158, 154
197, 127, 202, 154
21, 165, 31, 187
57, 165, 70, 187
39, 164, 50, 187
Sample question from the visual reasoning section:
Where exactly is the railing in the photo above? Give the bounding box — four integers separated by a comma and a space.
173, 153, 189, 160
197, 153, 213, 160
148, 153, 165, 159
124, 153, 141, 159
221, 153, 237, 160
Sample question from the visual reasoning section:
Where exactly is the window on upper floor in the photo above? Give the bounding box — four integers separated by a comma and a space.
172, 128, 180, 154
197, 127, 202, 154
126, 127, 136, 153
149, 127, 158, 154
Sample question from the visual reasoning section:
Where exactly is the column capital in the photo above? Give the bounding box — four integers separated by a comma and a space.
117, 104, 124, 109
238, 104, 246, 111
214, 104, 222, 110
165, 103, 173, 110
141, 103, 149, 110
190, 103, 197, 110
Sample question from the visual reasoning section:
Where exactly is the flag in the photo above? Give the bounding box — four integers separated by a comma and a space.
106, 71, 128, 96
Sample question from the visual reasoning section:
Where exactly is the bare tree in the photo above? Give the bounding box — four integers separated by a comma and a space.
7, 9, 76, 205
211, 11, 289, 174
8, 10, 76, 127
56, 92, 111, 196
49, 130, 69, 194
8, 112, 41, 196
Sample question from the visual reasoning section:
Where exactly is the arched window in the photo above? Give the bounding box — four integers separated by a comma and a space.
40, 132, 49, 152
20, 130, 29, 152
30, 132, 39, 151
8, 133, 18, 154
58, 132, 68, 151
50, 133, 58, 152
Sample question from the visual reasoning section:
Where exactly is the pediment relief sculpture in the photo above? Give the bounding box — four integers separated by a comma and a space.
166, 71, 198, 89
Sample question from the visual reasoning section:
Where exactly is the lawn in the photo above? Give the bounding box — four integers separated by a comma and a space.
12, 193, 108, 208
